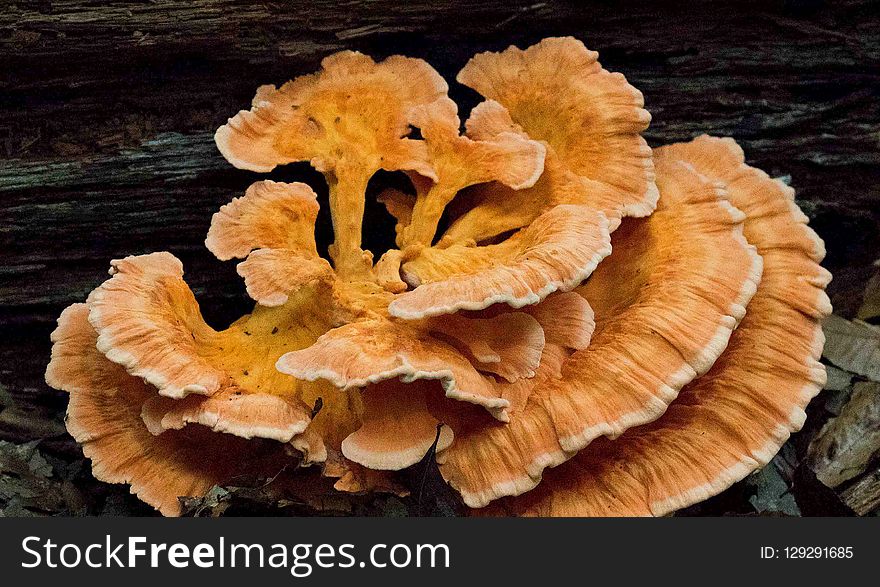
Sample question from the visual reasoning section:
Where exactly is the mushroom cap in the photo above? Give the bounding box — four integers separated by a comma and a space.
485, 135, 830, 516
275, 314, 543, 418
340, 380, 454, 471
214, 51, 445, 176
385, 37, 658, 320
140, 389, 311, 443
456, 37, 657, 223
237, 249, 335, 308
45, 304, 293, 516
409, 98, 546, 192
205, 181, 334, 307
87, 252, 231, 399
205, 180, 321, 261
85, 252, 365, 449
436, 153, 763, 508
426, 311, 546, 383
284, 292, 594, 473
444, 100, 634, 244
391, 204, 613, 319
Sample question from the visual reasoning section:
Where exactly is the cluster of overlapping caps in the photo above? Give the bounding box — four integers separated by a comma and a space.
46, 38, 832, 516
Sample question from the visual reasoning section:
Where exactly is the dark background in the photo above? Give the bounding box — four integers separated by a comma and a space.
0, 0, 878, 515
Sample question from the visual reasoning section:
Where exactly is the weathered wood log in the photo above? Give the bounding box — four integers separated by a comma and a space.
840, 466, 880, 515
1, 0, 879, 514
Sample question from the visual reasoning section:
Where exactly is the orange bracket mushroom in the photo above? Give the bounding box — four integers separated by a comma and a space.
46, 39, 830, 518
483, 136, 830, 516
433, 153, 763, 507
46, 304, 311, 516
215, 51, 446, 280
456, 37, 658, 230
378, 37, 657, 319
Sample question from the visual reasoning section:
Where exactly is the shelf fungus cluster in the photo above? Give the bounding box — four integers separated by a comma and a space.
46, 38, 831, 516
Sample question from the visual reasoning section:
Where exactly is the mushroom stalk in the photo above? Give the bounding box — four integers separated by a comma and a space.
327, 167, 374, 281
401, 184, 461, 247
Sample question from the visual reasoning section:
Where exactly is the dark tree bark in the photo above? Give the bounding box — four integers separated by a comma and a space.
1, 0, 878, 514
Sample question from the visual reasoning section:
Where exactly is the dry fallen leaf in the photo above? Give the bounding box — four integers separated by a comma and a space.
0, 440, 67, 516
824, 364, 854, 392
822, 314, 880, 382
857, 259, 880, 322
807, 381, 880, 488
747, 456, 801, 516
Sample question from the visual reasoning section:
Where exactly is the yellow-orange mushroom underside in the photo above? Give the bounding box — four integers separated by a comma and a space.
484, 136, 831, 516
